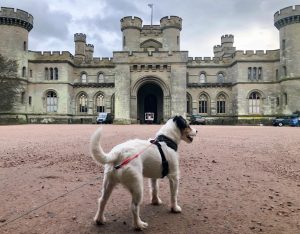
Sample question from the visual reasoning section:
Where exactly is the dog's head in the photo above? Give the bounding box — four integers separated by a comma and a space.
173, 116, 197, 143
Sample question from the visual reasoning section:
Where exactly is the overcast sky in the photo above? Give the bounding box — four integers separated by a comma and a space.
0, 0, 299, 58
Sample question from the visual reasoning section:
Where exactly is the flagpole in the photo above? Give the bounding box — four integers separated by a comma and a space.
148, 4, 153, 26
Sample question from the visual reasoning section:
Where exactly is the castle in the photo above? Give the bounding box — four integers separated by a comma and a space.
0, 5, 300, 124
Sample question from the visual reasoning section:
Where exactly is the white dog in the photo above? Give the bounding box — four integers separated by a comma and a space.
90, 116, 197, 230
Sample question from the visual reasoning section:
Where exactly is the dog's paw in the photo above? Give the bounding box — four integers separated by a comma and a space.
94, 216, 106, 225
134, 221, 148, 231
171, 205, 182, 213
151, 197, 162, 205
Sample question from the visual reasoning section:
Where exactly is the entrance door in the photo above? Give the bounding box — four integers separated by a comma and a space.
137, 83, 163, 124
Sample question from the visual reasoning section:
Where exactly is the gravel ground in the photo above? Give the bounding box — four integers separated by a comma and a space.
0, 124, 300, 234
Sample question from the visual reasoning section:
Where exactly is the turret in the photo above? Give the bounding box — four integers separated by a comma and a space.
160, 16, 182, 51
0, 7, 33, 78
213, 45, 223, 58
85, 44, 94, 62
120, 16, 142, 51
221, 34, 235, 57
274, 5, 300, 79
74, 33, 86, 59
274, 5, 300, 114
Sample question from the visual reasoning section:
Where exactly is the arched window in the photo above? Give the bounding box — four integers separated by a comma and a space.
253, 67, 257, 80
98, 73, 104, 83
199, 94, 208, 114
248, 67, 252, 80
249, 92, 261, 114
283, 93, 288, 106
283, 66, 287, 77
79, 93, 88, 113
258, 67, 262, 80
45, 68, 49, 80
217, 72, 224, 83
22, 67, 26, 77
199, 73, 206, 83
217, 94, 226, 114
50, 68, 54, 80
96, 94, 105, 112
81, 73, 87, 83
46, 91, 57, 112
54, 68, 58, 80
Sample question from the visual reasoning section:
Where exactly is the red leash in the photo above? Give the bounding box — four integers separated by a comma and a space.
114, 141, 155, 170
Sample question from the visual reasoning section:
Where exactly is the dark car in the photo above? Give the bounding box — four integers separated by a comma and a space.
96, 112, 113, 124
190, 114, 206, 125
272, 115, 299, 127
272, 117, 290, 127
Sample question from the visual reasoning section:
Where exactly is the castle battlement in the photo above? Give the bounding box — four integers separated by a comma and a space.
74, 33, 86, 42
221, 34, 234, 44
274, 5, 300, 29
0, 7, 33, 31
160, 16, 182, 30
187, 56, 226, 66
233, 50, 279, 60
121, 16, 142, 31
29, 50, 74, 60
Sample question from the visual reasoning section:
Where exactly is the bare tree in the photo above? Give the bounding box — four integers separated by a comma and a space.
0, 54, 22, 112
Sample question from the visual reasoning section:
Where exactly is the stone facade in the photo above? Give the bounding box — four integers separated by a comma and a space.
0, 6, 300, 124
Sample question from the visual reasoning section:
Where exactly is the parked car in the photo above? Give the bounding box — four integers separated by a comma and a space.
190, 114, 206, 125
272, 115, 299, 127
96, 112, 113, 124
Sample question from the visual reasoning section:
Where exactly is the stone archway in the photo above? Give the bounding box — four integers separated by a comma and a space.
137, 83, 163, 124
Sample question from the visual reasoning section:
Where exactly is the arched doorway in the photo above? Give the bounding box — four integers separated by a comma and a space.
137, 83, 163, 124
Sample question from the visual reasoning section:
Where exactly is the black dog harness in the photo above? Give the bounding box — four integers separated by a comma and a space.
150, 135, 178, 178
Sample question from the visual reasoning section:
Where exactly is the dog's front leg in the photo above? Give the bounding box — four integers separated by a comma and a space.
168, 175, 182, 213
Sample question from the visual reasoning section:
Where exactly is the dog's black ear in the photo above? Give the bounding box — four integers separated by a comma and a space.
173, 115, 187, 130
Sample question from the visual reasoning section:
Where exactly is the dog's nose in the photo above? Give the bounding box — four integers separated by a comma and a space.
196, 130, 198, 133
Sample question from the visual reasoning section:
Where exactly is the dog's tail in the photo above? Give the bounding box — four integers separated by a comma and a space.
90, 127, 115, 165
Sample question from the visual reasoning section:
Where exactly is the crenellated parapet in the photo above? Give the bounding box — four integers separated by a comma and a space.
28, 51, 74, 62
274, 5, 300, 29
233, 50, 280, 60
160, 16, 182, 30
121, 16, 142, 31
221, 34, 234, 44
74, 33, 86, 42
0, 7, 33, 31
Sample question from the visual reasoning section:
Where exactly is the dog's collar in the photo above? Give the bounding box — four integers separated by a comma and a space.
156, 135, 178, 152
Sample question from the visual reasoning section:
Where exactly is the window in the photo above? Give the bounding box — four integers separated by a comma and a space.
187, 93, 192, 114
79, 93, 88, 113
199, 73, 206, 83
21, 92, 25, 104
23, 41, 27, 51
217, 72, 224, 83
276, 97, 280, 106
22, 67, 26, 77
46, 91, 57, 112
45, 68, 49, 80
199, 94, 208, 114
54, 68, 58, 80
217, 94, 226, 114
98, 73, 104, 83
284, 93, 288, 105
29, 96, 32, 105
253, 67, 257, 80
123, 36, 126, 47
282, 39, 286, 50
81, 73, 87, 83
50, 68, 54, 80
276, 69, 279, 80
177, 36, 179, 45
249, 92, 261, 114
96, 94, 105, 112
30, 69, 32, 78
258, 67, 262, 80
283, 66, 287, 77
248, 67, 252, 80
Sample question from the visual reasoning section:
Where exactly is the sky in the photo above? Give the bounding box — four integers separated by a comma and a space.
0, 0, 299, 58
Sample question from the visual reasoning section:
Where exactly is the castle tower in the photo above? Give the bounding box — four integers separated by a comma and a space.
221, 34, 235, 57
74, 33, 86, 59
0, 7, 33, 78
120, 16, 142, 51
274, 5, 300, 113
213, 45, 223, 58
160, 16, 182, 51
85, 44, 94, 62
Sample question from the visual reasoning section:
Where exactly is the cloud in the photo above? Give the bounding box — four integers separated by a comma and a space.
0, 0, 299, 57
